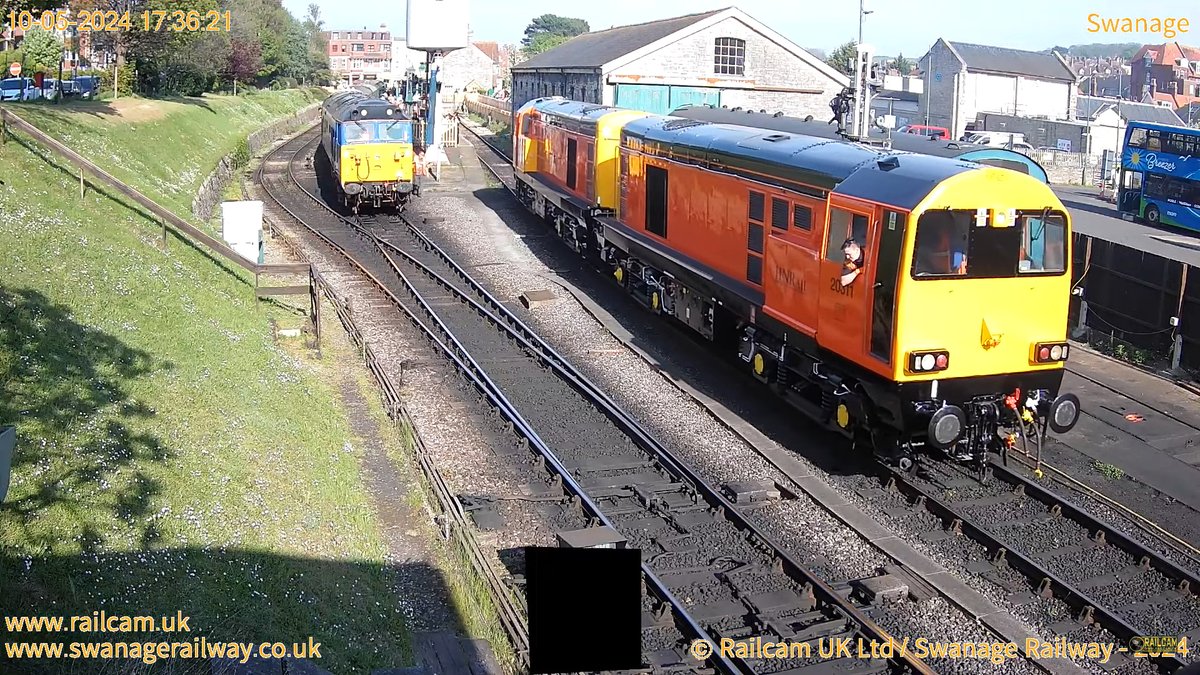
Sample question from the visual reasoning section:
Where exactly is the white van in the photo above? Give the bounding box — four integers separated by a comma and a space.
968, 131, 1026, 147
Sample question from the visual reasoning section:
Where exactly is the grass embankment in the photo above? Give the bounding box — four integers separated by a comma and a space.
0, 92, 423, 673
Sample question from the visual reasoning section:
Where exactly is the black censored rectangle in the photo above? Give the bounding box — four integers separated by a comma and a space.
526, 546, 641, 673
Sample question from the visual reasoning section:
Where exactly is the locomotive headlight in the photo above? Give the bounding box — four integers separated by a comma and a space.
920, 354, 935, 371
928, 405, 967, 450
1050, 345, 1063, 360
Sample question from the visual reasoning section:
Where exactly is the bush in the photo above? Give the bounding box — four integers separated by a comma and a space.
159, 63, 216, 97
231, 137, 250, 168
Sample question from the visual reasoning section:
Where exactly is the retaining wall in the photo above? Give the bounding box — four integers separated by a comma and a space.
192, 102, 321, 222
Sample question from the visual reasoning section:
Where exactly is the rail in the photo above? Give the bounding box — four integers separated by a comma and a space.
255, 130, 534, 669
0, 108, 312, 295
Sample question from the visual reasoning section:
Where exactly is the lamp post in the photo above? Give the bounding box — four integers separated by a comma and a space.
855, 0, 874, 138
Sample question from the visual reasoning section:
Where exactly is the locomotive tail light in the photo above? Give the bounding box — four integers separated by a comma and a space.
908, 350, 949, 374
928, 405, 967, 450
1047, 393, 1081, 434
1033, 342, 1070, 364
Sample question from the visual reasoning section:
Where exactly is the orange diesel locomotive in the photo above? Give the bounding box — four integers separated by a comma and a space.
511, 97, 1082, 471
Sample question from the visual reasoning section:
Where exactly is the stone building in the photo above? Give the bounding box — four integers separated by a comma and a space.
917, 40, 1077, 139
509, 7, 846, 120
441, 43, 500, 92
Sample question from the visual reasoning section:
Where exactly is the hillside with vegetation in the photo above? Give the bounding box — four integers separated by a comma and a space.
0, 91, 427, 672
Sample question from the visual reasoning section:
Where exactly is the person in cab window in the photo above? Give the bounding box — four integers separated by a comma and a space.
919, 226, 967, 275
840, 238, 865, 287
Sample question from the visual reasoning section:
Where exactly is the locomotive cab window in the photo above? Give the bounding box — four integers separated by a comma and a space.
912, 209, 1066, 279
1018, 212, 1067, 274
912, 210, 970, 276
825, 208, 868, 261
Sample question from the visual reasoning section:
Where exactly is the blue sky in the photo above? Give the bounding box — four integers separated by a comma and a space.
284, 0, 1198, 57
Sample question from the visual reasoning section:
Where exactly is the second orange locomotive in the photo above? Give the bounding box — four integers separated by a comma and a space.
510, 97, 1082, 471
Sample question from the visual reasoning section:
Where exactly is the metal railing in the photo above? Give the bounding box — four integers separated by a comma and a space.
0, 108, 312, 303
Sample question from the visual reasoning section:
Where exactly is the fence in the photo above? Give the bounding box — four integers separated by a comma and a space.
1069, 233, 1199, 380
0, 107, 315, 331
465, 93, 511, 126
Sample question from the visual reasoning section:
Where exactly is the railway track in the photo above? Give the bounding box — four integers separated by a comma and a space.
457, 120, 1198, 674
872, 459, 1197, 674
259, 128, 937, 674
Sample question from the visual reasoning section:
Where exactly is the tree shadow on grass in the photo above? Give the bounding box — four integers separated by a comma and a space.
0, 285, 170, 555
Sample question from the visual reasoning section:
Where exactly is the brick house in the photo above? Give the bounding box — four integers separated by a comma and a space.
917, 39, 1077, 139
509, 7, 846, 120
326, 25, 393, 83
1132, 42, 1200, 108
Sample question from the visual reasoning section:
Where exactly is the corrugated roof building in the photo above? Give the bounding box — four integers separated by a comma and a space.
508, 7, 846, 121
916, 39, 1078, 139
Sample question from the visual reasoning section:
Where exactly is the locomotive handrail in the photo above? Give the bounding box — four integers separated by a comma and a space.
0, 108, 307, 280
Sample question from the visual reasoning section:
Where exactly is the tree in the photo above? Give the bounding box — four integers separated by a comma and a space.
225, 36, 262, 85
893, 53, 911, 75
20, 27, 63, 72
825, 41, 857, 76
521, 14, 588, 47
523, 33, 569, 58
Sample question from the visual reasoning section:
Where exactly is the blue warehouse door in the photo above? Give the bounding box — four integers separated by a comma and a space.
615, 84, 670, 114
668, 86, 720, 111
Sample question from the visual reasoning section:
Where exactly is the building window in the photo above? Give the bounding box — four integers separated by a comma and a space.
352, 43, 363, 52
368, 44, 375, 51
383, 43, 391, 51
714, 37, 746, 76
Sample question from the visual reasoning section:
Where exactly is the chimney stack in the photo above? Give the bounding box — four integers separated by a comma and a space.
1151, 78, 1158, 97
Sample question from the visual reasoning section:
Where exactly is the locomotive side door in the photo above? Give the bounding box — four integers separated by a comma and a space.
816, 199, 875, 369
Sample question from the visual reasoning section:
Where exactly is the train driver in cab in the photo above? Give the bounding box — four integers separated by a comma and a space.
914, 217, 968, 276
840, 237, 865, 286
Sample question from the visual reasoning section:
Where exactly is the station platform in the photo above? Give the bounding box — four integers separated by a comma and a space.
1054, 186, 1200, 267
1056, 345, 1200, 513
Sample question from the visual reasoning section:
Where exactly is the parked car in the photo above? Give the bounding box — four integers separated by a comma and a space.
0, 77, 35, 102
72, 75, 99, 98
1003, 141, 1034, 154
40, 78, 60, 101
897, 124, 950, 140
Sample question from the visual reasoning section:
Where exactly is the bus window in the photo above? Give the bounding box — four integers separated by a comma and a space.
1128, 127, 1148, 148
1018, 213, 1066, 274
1147, 130, 1162, 151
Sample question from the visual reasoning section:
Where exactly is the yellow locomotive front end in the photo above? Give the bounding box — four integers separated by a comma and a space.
334, 113, 417, 213
891, 165, 1081, 467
